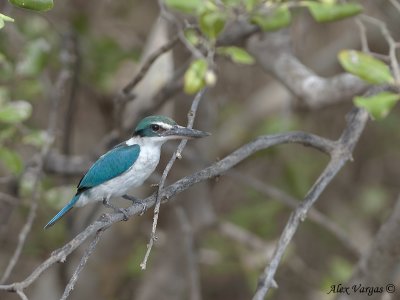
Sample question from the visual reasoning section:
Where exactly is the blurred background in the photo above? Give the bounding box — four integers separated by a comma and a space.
0, 0, 399, 299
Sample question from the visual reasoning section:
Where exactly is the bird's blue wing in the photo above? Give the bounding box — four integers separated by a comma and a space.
77, 143, 140, 194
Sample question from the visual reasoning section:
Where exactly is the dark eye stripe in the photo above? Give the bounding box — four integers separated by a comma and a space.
151, 124, 160, 131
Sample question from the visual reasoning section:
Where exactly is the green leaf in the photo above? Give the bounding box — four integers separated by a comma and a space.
0, 53, 14, 80
44, 186, 75, 210
0, 100, 32, 124
245, 0, 259, 12
0, 13, 14, 23
23, 130, 47, 147
0, 147, 23, 174
164, 0, 204, 15
217, 46, 255, 64
0, 87, 9, 104
251, 6, 291, 32
221, 0, 241, 6
16, 38, 50, 77
184, 29, 200, 46
0, 13, 14, 29
8, 0, 54, 11
199, 10, 226, 39
354, 92, 400, 120
338, 50, 394, 84
305, 2, 362, 23
184, 59, 208, 94
0, 127, 16, 142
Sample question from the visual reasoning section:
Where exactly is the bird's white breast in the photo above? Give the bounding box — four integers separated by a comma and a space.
76, 137, 163, 207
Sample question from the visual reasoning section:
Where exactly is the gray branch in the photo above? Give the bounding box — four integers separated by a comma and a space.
60, 229, 105, 300
252, 108, 369, 300
0, 122, 346, 297
246, 30, 369, 108
0, 66, 68, 286
336, 195, 400, 300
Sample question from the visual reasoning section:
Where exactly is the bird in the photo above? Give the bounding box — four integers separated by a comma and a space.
44, 115, 209, 229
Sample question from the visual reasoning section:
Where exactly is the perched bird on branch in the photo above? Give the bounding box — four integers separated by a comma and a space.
44, 115, 209, 229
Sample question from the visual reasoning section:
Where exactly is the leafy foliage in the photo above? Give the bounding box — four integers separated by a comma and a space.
338, 50, 399, 120
8, 0, 54, 12
184, 58, 208, 94
0, 100, 32, 124
305, 2, 362, 23
199, 9, 227, 40
251, 6, 291, 31
338, 50, 394, 84
164, 0, 204, 15
164, 0, 365, 95
0, 13, 14, 29
217, 46, 255, 64
0, 147, 23, 174
354, 92, 400, 120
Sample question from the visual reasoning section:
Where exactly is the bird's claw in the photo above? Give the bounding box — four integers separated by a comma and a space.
136, 200, 147, 216
122, 194, 147, 215
119, 208, 129, 221
103, 198, 129, 221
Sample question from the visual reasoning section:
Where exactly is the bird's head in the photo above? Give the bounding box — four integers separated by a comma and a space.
133, 115, 210, 140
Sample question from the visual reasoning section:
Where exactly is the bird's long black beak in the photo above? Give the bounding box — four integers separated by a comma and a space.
163, 125, 210, 139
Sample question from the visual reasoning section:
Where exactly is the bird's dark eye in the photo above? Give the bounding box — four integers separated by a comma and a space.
151, 124, 160, 132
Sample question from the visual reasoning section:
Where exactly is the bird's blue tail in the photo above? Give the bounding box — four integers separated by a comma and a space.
44, 194, 80, 229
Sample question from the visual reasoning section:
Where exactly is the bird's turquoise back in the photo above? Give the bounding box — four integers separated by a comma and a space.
77, 143, 141, 193
44, 143, 140, 228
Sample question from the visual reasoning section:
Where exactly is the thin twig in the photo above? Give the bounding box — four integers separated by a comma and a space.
337, 195, 400, 300
252, 108, 369, 300
60, 228, 105, 300
227, 171, 361, 257
389, 0, 400, 13
0, 107, 367, 297
0, 192, 19, 205
175, 206, 202, 300
157, 0, 205, 59
140, 88, 207, 270
219, 221, 271, 251
360, 15, 400, 85
121, 35, 179, 95
112, 30, 179, 134
0, 69, 67, 285
16, 290, 28, 300
61, 30, 80, 155
355, 18, 369, 53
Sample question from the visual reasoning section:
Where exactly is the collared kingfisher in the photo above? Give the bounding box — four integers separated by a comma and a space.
44, 115, 209, 229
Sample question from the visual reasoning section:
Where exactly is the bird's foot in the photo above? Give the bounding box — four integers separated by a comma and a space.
119, 208, 129, 221
122, 194, 147, 216
102, 198, 129, 221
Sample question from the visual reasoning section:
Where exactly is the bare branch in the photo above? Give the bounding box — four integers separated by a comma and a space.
0, 122, 341, 296
121, 35, 179, 96
336, 195, 400, 300
355, 18, 369, 53
252, 108, 369, 300
16, 290, 28, 300
389, 0, 400, 13
175, 206, 202, 300
227, 171, 361, 257
61, 31, 80, 156
60, 228, 105, 300
219, 221, 271, 251
140, 88, 207, 270
360, 15, 400, 85
247, 31, 369, 108
0, 68, 68, 285
158, 0, 205, 59
0, 192, 19, 205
